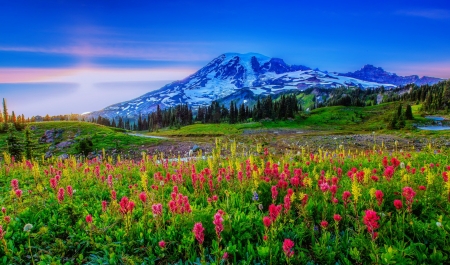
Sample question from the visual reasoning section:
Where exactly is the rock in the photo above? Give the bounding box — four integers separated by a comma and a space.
29, 126, 36, 130
44, 151, 53, 159
56, 141, 73, 149
192, 145, 200, 152
58, 153, 69, 160
39, 129, 55, 143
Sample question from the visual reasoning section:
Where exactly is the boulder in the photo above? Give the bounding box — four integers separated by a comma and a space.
56, 141, 73, 149
44, 151, 53, 159
58, 153, 69, 160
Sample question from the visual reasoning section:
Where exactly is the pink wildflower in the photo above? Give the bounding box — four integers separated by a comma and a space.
152, 203, 163, 216
139, 192, 147, 204
263, 216, 272, 228
15, 189, 23, 199
193, 222, 205, 245
282, 239, 295, 258
375, 190, 384, 206
67, 185, 73, 197
86, 214, 93, 224
363, 210, 379, 239
271, 186, 278, 201
158, 240, 166, 249
394, 199, 403, 210
333, 214, 342, 222
11, 179, 19, 191
57, 188, 64, 203
213, 210, 224, 240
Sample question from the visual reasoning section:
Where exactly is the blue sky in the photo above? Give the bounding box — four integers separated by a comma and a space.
0, 0, 449, 116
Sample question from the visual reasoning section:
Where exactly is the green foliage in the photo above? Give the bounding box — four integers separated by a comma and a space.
75, 137, 94, 156
6, 127, 23, 161
405, 104, 414, 120
23, 128, 37, 160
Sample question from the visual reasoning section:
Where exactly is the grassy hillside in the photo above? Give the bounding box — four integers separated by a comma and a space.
147, 102, 450, 137
0, 121, 161, 158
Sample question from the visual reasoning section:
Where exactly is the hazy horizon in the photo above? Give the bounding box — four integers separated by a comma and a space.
1, 0, 449, 116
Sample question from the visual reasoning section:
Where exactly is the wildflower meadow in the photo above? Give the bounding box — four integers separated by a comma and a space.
0, 140, 449, 264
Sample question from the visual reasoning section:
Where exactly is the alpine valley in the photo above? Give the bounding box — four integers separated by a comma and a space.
85, 53, 442, 119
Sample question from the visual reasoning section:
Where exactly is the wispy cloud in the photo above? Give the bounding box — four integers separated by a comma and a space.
0, 67, 196, 83
396, 9, 450, 19
0, 44, 214, 62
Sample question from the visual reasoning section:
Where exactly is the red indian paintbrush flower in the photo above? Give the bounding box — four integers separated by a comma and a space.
158, 240, 166, 249
152, 203, 163, 216
269, 204, 282, 222
15, 189, 23, 199
263, 216, 272, 228
50, 178, 58, 190
363, 210, 379, 239
139, 192, 147, 204
282, 239, 295, 258
342, 191, 351, 207
66, 186, 73, 197
111, 190, 117, 200
402, 186, 416, 211
394, 199, 403, 210
213, 210, 224, 240
333, 214, 342, 222
11, 179, 19, 191
86, 214, 93, 224
375, 190, 384, 206
57, 188, 64, 203
320, 220, 329, 228
271, 186, 278, 201
383, 166, 395, 181
193, 222, 205, 245
119, 196, 135, 215
102, 201, 108, 212
283, 194, 291, 214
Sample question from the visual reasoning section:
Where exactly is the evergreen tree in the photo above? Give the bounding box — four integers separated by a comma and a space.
2, 98, 8, 130
76, 137, 94, 157
24, 127, 36, 160
405, 104, 414, 120
6, 127, 23, 161
229, 101, 236, 124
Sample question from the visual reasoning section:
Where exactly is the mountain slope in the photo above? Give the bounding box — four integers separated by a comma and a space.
85, 53, 443, 119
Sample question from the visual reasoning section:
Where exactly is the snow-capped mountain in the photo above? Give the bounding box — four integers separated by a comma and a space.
86, 53, 443, 119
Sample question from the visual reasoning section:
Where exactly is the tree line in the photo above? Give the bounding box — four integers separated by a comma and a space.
196, 94, 301, 124
89, 104, 194, 131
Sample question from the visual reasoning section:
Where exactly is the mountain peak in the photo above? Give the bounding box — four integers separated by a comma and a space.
221, 52, 271, 62
84, 53, 443, 119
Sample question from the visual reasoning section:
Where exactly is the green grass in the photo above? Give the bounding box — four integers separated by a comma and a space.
147, 122, 263, 136
0, 121, 160, 157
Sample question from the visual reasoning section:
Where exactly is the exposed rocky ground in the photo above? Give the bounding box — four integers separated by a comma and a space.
127, 130, 449, 160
